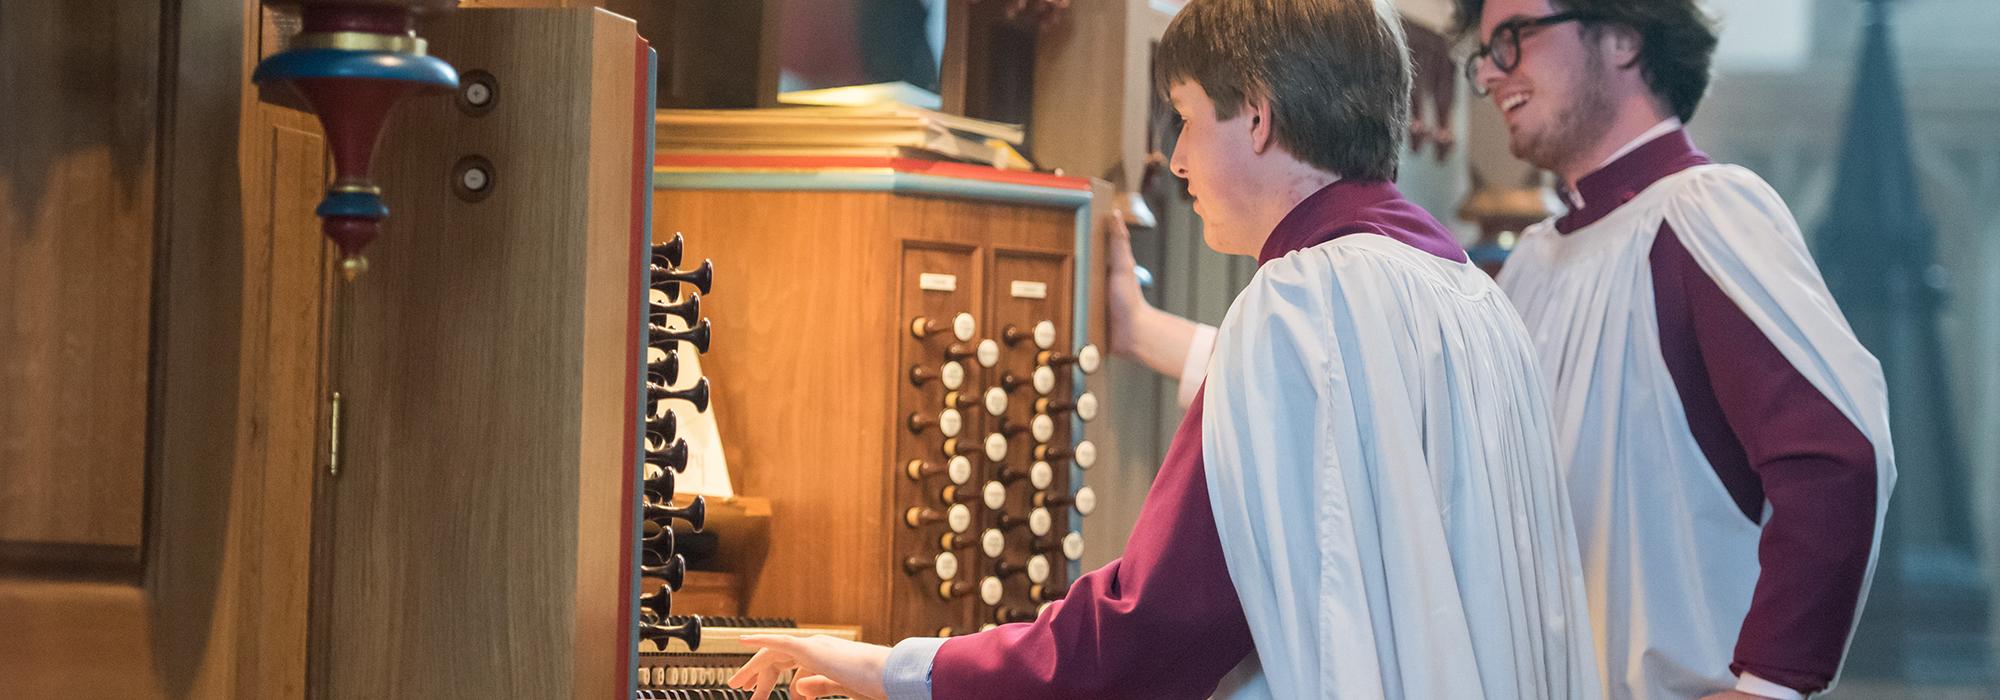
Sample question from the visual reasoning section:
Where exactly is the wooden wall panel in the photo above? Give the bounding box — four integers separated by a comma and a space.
0, 0, 327, 696
0, 0, 159, 564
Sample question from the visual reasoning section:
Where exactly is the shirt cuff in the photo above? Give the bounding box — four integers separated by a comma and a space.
1177, 323, 1217, 409
1736, 671, 1807, 700
883, 636, 949, 700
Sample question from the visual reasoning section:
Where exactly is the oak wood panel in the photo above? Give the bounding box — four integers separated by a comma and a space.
324, 9, 639, 698
0, 0, 159, 562
655, 190, 901, 641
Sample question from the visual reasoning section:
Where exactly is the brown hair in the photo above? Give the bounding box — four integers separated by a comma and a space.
1156, 0, 1411, 181
1453, 0, 1718, 121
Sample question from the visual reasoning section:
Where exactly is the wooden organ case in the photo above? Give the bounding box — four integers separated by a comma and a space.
313, 7, 710, 697
653, 157, 1105, 643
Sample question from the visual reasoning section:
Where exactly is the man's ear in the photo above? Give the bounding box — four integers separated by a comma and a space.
1247, 94, 1275, 154
1602, 24, 1643, 70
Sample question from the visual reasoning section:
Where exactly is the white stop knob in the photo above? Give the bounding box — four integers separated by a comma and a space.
952, 312, 977, 342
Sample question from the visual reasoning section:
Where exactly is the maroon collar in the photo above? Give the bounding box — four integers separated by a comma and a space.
1555, 129, 1713, 234
1256, 179, 1468, 266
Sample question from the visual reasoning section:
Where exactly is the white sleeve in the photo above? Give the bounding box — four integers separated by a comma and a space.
1736, 671, 1807, 700
1177, 323, 1217, 409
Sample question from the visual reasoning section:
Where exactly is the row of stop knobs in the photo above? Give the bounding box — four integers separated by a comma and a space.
637, 233, 712, 653
901, 312, 1101, 629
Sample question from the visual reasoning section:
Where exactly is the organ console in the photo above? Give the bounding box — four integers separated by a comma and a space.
653, 150, 1106, 647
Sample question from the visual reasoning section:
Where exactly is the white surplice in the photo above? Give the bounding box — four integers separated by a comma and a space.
1202, 235, 1601, 699
1497, 165, 1896, 699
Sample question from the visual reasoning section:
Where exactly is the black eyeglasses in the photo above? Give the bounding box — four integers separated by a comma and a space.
1463, 11, 1600, 96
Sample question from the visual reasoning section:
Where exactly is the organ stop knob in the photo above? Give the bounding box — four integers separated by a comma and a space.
906, 456, 974, 485
1037, 344, 1101, 375
1035, 392, 1098, 422
1034, 486, 1097, 516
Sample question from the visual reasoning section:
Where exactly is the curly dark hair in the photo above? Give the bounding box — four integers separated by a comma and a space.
1453, 0, 1718, 122
1156, 0, 1410, 182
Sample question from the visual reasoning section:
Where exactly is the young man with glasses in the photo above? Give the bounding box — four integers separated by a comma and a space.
723, 1, 1602, 698
1458, 1, 1896, 699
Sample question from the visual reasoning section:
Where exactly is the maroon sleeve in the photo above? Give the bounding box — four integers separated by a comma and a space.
1650, 224, 1880, 694
931, 391, 1255, 699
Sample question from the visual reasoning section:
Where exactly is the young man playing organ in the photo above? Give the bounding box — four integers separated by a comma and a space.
728, 1, 1600, 697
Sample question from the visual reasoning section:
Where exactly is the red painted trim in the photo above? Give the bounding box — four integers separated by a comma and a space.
655, 153, 1091, 191
301, 5, 413, 35
615, 34, 651, 695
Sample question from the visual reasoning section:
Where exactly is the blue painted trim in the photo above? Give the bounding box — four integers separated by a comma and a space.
1067, 202, 1093, 583
654, 170, 1092, 210
253, 48, 459, 89
625, 44, 661, 700
315, 190, 389, 219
